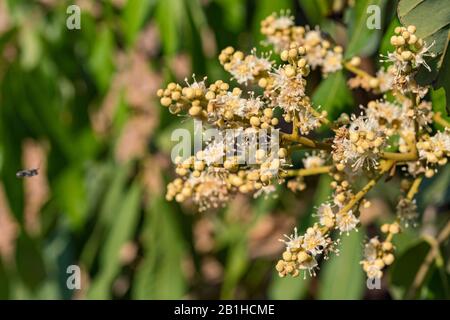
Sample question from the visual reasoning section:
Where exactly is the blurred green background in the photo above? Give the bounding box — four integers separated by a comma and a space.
0, 0, 448, 300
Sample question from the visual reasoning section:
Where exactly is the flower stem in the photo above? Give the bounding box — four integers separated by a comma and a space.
407, 176, 423, 200
338, 159, 395, 215
282, 166, 332, 178
433, 112, 450, 128
282, 133, 332, 151
343, 61, 374, 79
381, 134, 418, 161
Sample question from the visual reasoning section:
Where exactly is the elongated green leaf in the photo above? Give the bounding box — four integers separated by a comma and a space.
398, 0, 450, 53
345, 0, 387, 58
80, 164, 130, 269
89, 26, 115, 93
298, 0, 330, 26
54, 166, 88, 230
121, 0, 154, 47
15, 233, 47, 292
312, 71, 354, 120
0, 257, 9, 299
431, 88, 450, 129
133, 196, 187, 299
87, 184, 141, 299
221, 239, 248, 299
268, 271, 310, 300
390, 239, 432, 298
434, 32, 450, 114
155, 0, 183, 56
318, 229, 365, 299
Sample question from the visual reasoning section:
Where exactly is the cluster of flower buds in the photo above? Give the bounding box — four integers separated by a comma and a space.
360, 226, 397, 280
166, 138, 289, 211
384, 25, 435, 96
218, 47, 272, 85
157, 78, 209, 117
276, 225, 338, 278
332, 114, 386, 172
260, 11, 343, 76
417, 130, 450, 177
158, 10, 450, 282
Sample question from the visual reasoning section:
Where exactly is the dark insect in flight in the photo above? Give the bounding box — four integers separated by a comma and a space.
16, 168, 39, 178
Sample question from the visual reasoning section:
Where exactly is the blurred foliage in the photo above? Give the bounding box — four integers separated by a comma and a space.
0, 0, 448, 300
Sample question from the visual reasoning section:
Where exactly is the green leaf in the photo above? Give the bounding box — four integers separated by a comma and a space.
390, 239, 432, 298
80, 164, 131, 269
419, 164, 450, 208
0, 257, 10, 299
398, 0, 450, 53
53, 166, 88, 230
15, 233, 47, 291
215, 0, 246, 32
132, 196, 187, 299
298, 0, 330, 26
431, 87, 450, 129
318, 230, 366, 299
155, 0, 183, 56
345, 0, 388, 58
87, 183, 142, 299
397, 0, 424, 17
221, 239, 249, 299
89, 26, 115, 93
121, 0, 154, 47
312, 71, 354, 120
268, 273, 311, 300
434, 33, 450, 114
423, 263, 450, 299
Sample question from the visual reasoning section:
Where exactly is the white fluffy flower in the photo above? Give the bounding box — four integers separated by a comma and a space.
335, 210, 359, 234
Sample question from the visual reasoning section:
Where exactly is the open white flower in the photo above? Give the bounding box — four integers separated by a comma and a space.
335, 210, 359, 234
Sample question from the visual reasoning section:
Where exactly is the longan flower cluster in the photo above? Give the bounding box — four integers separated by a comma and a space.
360, 223, 399, 279
416, 130, 450, 177
166, 137, 290, 211
218, 47, 272, 85
260, 11, 343, 76
332, 114, 386, 171
364, 99, 433, 137
158, 11, 450, 282
384, 25, 436, 96
276, 225, 338, 278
